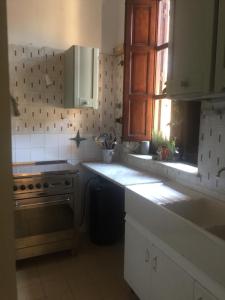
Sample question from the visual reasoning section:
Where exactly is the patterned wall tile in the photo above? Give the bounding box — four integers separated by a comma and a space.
9, 44, 123, 163
198, 100, 225, 195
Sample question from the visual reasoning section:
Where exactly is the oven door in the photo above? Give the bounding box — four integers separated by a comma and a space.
15, 194, 74, 239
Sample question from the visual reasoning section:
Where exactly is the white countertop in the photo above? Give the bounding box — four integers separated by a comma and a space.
82, 162, 163, 187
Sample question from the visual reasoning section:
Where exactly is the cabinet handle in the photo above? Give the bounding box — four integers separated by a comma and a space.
152, 256, 158, 272
145, 249, 150, 263
180, 80, 190, 88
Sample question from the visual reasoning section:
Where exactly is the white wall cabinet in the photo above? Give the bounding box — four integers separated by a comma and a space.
215, 0, 225, 93
194, 282, 218, 300
64, 45, 99, 109
124, 217, 194, 300
167, 0, 216, 99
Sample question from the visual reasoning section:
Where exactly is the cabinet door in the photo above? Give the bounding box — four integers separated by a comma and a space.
64, 46, 99, 109
215, 0, 225, 93
167, 0, 215, 98
194, 282, 218, 300
150, 245, 194, 300
124, 218, 152, 300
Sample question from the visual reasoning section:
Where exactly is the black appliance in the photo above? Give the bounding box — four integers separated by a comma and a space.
89, 177, 124, 245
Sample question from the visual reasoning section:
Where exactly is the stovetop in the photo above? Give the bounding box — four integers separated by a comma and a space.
12, 160, 78, 178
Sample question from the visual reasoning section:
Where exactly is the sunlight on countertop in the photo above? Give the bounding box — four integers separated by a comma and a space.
129, 154, 198, 174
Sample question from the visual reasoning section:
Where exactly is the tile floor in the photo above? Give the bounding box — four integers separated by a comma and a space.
16, 236, 139, 300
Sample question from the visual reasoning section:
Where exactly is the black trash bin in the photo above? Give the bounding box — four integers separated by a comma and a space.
89, 178, 124, 245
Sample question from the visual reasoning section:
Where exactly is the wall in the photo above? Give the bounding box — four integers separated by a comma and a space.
198, 101, 225, 196
7, 0, 125, 53
102, 0, 125, 54
7, 0, 103, 49
7, 0, 125, 164
0, 1, 17, 299
10, 44, 123, 163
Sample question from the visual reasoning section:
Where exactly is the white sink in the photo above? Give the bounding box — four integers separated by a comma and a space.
163, 197, 225, 240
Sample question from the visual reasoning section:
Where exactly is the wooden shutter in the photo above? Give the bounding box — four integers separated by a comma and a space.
122, 0, 158, 141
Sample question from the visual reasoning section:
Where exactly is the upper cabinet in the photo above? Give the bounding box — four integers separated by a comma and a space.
64, 45, 99, 109
167, 0, 216, 99
215, 0, 225, 93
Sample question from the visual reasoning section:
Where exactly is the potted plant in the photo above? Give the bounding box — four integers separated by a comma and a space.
151, 131, 177, 161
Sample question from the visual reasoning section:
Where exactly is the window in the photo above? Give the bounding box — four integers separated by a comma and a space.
154, 0, 171, 140
122, 0, 200, 165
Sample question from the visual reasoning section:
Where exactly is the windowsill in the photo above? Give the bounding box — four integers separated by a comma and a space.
128, 154, 198, 175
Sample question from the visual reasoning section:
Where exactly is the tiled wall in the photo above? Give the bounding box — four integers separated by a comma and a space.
197, 100, 225, 195
11, 44, 225, 199
9, 44, 123, 163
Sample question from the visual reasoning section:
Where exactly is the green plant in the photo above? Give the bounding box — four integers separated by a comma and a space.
152, 130, 176, 160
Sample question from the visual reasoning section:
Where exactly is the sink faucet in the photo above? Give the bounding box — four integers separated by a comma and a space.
216, 167, 225, 177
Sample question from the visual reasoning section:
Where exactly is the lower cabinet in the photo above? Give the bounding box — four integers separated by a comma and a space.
150, 245, 193, 300
124, 218, 151, 300
124, 217, 194, 300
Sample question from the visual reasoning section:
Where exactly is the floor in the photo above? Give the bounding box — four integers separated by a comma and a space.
16, 236, 139, 300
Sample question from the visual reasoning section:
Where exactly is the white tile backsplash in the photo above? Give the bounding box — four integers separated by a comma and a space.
30, 134, 45, 148
30, 147, 45, 161
16, 148, 31, 162
15, 134, 30, 149
44, 147, 59, 161
12, 133, 102, 163
44, 134, 59, 147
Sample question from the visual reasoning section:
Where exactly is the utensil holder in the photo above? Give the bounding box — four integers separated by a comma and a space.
102, 149, 114, 163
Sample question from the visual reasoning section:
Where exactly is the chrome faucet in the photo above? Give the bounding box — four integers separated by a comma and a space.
216, 167, 225, 177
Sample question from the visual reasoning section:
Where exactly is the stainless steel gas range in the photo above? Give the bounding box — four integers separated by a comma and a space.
12, 160, 79, 260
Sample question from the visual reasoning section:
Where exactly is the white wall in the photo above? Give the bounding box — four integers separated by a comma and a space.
0, 1, 17, 299
102, 0, 125, 54
7, 0, 125, 52
7, 0, 103, 49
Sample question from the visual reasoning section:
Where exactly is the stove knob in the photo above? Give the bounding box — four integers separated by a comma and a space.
28, 184, 34, 190
20, 185, 26, 191
65, 180, 70, 186
36, 183, 41, 189
13, 185, 18, 192
43, 182, 49, 188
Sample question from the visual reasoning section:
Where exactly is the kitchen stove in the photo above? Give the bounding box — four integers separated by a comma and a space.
13, 160, 79, 260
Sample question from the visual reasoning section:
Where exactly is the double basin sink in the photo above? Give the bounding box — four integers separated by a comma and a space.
129, 180, 225, 243
164, 197, 225, 241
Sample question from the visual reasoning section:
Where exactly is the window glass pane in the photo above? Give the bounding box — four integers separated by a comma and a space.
157, 0, 170, 46
155, 48, 168, 95
160, 99, 171, 140
154, 100, 160, 132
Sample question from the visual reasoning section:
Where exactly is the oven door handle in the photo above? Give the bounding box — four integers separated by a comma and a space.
36, 193, 49, 197
15, 197, 72, 209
